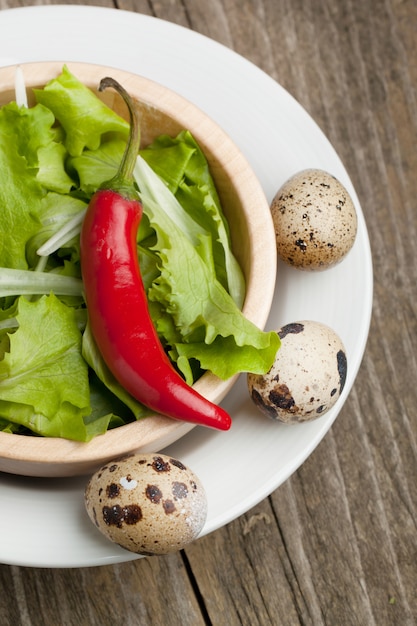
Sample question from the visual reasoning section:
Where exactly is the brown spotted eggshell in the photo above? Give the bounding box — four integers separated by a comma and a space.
247, 321, 347, 423
85, 453, 207, 555
271, 169, 358, 270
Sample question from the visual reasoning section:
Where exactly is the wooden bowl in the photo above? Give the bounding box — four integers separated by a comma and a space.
0, 61, 277, 477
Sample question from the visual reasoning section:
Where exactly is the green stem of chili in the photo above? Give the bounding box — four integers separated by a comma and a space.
98, 77, 141, 199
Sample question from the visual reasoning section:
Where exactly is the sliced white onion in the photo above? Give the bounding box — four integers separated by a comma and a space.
14, 65, 28, 108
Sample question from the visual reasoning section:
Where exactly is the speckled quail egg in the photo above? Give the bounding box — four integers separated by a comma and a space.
85, 453, 207, 556
271, 169, 357, 270
247, 320, 347, 423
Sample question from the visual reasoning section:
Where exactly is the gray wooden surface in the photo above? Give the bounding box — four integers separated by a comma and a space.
1, 0, 416, 624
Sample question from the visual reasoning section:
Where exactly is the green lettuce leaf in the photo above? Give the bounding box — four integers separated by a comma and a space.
69, 137, 125, 195
0, 99, 74, 193
37, 141, 74, 194
25, 192, 87, 267
34, 65, 129, 157
0, 105, 44, 269
134, 155, 280, 381
0, 294, 93, 440
0, 99, 76, 271
140, 130, 245, 307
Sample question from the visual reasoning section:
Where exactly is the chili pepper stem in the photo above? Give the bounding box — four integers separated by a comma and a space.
98, 77, 141, 199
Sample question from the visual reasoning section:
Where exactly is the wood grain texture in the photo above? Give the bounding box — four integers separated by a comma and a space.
1, 0, 417, 625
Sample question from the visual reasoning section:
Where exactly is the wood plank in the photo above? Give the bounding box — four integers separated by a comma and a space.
0, 556, 206, 626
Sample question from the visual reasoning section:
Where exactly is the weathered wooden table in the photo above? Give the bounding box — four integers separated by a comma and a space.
0, 1, 416, 624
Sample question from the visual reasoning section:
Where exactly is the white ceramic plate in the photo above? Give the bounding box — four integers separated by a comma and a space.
0, 5, 372, 568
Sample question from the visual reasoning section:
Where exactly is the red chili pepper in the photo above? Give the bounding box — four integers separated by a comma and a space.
80, 77, 231, 431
